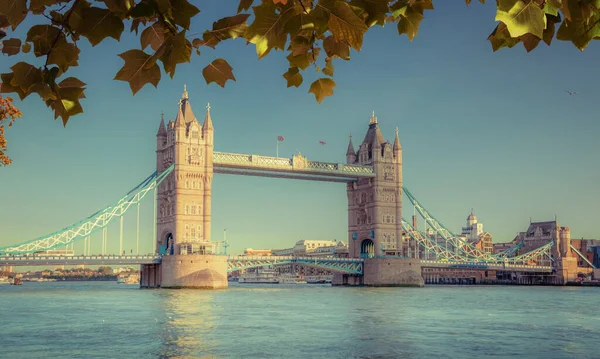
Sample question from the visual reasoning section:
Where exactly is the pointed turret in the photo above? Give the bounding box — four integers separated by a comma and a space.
179, 84, 198, 123
346, 133, 356, 164
175, 103, 186, 128
157, 112, 167, 137
393, 127, 401, 152
202, 103, 214, 131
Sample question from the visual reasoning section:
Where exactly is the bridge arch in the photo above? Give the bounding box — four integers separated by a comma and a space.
360, 239, 375, 258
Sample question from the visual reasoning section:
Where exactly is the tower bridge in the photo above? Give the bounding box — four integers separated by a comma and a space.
0, 86, 593, 287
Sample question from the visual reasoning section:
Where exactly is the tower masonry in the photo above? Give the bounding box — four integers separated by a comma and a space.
142, 86, 227, 289
155, 85, 214, 256
346, 112, 403, 258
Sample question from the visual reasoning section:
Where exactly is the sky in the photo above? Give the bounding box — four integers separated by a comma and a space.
1, 1, 599, 256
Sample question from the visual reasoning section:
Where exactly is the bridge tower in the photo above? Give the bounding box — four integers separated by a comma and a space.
142, 85, 227, 289
346, 112, 403, 258
339, 112, 423, 287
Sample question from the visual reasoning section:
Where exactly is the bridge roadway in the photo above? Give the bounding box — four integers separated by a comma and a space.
1, 255, 553, 274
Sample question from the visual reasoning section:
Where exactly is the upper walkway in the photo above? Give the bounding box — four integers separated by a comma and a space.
212, 152, 375, 182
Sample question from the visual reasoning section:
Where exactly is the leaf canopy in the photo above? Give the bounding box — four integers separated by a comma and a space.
0, 0, 599, 166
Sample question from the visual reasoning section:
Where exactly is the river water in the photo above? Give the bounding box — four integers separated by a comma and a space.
0, 282, 598, 359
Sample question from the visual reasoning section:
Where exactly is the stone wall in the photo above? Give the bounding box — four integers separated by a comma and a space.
159, 254, 228, 289
363, 257, 424, 287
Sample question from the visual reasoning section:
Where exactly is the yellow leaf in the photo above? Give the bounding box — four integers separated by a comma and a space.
1, 38, 21, 56
0, 0, 27, 30
495, 0, 546, 39
317, 0, 368, 51
159, 31, 192, 78
308, 78, 336, 103
198, 14, 250, 48
245, 1, 295, 58
114, 49, 161, 94
21, 42, 30, 53
202, 58, 236, 87
282, 67, 303, 87
323, 58, 335, 76
350, 0, 394, 27
0, 73, 28, 100
141, 22, 165, 51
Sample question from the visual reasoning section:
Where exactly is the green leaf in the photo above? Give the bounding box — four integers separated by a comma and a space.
1, 38, 21, 56
556, 14, 600, 51
543, 0, 561, 16
114, 49, 161, 94
0, 72, 28, 100
141, 22, 165, 51
316, 0, 369, 51
49, 76, 86, 126
323, 58, 335, 76
397, 7, 424, 41
159, 31, 192, 78
47, 36, 80, 72
170, 0, 200, 30
9, 62, 43, 95
101, 0, 134, 14
0, 0, 27, 30
495, 0, 546, 39
127, 0, 156, 19
308, 78, 336, 103
29, 0, 60, 14
197, 14, 250, 48
349, 0, 390, 27
487, 22, 519, 51
202, 58, 236, 87
237, 0, 254, 14
79, 7, 125, 46
26, 25, 61, 56
519, 33, 541, 52
323, 35, 351, 60
282, 67, 303, 87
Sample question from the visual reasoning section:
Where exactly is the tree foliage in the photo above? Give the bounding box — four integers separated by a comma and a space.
0, 94, 23, 166
0, 0, 599, 165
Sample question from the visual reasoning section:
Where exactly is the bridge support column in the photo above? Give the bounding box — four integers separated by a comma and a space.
159, 254, 228, 289
363, 258, 424, 287
555, 257, 578, 285
140, 263, 161, 288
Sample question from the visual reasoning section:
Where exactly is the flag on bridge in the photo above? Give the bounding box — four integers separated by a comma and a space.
277, 136, 285, 141
319, 140, 326, 145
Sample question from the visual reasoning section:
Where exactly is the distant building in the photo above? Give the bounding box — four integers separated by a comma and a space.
271, 240, 348, 257
242, 248, 272, 256
0, 265, 14, 273
34, 249, 75, 256
460, 211, 493, 254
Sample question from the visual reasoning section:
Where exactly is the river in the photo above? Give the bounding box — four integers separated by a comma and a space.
0, 282, 598, 358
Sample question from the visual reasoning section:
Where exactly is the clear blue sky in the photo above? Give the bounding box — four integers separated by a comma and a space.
1, 2, 599, 256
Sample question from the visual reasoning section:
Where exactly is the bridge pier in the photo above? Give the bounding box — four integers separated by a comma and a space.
333, 258, 424, 287
141, 255, 228, 289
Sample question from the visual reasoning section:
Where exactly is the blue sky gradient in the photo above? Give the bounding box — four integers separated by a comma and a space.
1, 2, 599, 255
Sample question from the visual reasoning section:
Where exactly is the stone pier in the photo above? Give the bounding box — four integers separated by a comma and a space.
333, 257, 424, 287
141, 255, 228, 289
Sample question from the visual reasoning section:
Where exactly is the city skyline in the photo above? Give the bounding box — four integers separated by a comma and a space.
1, 2, 599, 256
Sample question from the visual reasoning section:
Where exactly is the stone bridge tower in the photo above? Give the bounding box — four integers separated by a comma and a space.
346, 112, 403, 258
155, 85, 214, 255
143, 86, 227, 289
